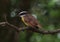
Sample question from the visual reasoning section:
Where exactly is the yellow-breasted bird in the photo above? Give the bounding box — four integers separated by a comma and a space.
18, 11, 42, 29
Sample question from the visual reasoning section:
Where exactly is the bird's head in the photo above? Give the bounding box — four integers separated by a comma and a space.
18, 11, 28, 17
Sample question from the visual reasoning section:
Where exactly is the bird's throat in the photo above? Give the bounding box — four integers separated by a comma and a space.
21, 16, 28, 26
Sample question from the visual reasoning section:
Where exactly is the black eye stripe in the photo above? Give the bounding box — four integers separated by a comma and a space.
20, 13, 28, 15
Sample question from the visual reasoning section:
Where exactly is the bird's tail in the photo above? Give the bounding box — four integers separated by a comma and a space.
37, 24, 42, 29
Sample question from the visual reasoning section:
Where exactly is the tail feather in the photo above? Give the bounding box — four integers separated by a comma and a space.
37, 24, 42, 29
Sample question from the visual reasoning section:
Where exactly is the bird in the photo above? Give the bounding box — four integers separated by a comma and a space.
18, 11, 42, 29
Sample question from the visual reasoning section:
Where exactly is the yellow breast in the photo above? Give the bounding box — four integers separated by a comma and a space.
21, 16, 28, 26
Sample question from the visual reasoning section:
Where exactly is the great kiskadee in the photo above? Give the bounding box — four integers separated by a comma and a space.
18, 11, 42, 29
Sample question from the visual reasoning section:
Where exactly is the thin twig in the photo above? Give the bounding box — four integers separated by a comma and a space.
0, 22, 6, 25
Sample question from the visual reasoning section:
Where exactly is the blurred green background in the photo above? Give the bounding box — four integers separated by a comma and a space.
18, 0, 60, 42
0, 0, 60, 42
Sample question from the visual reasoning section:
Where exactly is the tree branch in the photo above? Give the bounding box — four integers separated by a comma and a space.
0, 22, 28, 32
6, 22, 28, 32
0, 22, 60, 34
32, 29, 60, 34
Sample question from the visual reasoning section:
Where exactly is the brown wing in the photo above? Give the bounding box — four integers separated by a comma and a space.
23, 14, 40, 28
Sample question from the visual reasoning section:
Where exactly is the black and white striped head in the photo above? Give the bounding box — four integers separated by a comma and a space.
19, 11, 28, 17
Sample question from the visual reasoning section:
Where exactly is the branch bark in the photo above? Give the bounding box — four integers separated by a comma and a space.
0, 22, 60, 34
